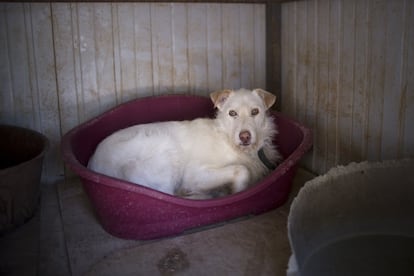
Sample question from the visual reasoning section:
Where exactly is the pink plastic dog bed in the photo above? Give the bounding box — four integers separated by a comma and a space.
61, 94, 312, 240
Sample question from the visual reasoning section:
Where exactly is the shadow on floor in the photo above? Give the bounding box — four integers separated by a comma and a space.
0, 168, 314, 276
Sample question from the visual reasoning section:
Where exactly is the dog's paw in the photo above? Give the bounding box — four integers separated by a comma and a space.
231, 165, 250, 193
207, 184, 232, 198
174, 187, 192, 197
174, 188, 212, 200
175, 185, 233, 200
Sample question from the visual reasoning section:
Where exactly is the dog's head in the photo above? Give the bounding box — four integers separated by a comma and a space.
210, 88, 276, 151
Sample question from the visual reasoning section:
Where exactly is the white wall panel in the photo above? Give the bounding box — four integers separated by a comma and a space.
0, 2, 266, 182
0, 4, 61, 182
28, 4, 62, 182
282, 0, 414, 174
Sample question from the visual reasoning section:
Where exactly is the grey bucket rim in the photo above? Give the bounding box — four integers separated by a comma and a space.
288, 158, 414, 218
287, 158, 414, 271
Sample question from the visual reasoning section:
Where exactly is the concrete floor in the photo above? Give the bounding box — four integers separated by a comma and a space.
0, 168, 314, 276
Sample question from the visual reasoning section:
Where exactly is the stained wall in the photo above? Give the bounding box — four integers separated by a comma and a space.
2, 0, 412, 180
0, 3, 266, 182
281, 0, 414, 173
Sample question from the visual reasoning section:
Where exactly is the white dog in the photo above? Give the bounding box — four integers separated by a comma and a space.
88, 88, 281, 199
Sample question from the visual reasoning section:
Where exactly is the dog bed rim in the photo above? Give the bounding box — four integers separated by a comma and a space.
61, 94, 313, 208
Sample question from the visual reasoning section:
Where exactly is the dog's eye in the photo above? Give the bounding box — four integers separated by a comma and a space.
251, 108, 259, 116
229, 110, 237, 117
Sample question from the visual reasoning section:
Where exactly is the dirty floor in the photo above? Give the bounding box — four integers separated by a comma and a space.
0, 168, 314, 276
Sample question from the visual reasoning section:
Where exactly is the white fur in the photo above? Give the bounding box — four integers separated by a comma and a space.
88, 88, 281, 199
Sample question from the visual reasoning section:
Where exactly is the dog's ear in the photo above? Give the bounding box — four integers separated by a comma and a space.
253, 89, 276, 109
210, 89, 233, 109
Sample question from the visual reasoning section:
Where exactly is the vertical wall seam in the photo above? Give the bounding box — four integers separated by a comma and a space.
237, 4, 242, 89
171, 3, 176, 92
205, 4, 209, 93
303, 0, 309, 124
149, 4, 155, 95
133, 4, 138, 96
220, 5, 224, 90
362, 0, 370, 160
335, 0, 342, 164
397, 0, 408, 157
71, 3, 81, 124
185, 4, 191, 93
50, 3, 64, 139
5, 4, 16, 122
311, 0, 319, 170
378, 0, 388, 159
92, 4, 101, 112
24, 3, 39, 130
253, 4, 257, 87
350, 0, 356, 160
324, 0, 330, 172
115, 3, 122, 103
110, 3, 119, 105
293, 1, 298, 118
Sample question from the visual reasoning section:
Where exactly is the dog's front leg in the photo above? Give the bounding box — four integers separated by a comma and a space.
180, 164, 250, 197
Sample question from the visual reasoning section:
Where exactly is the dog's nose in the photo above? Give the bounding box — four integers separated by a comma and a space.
239, 130, 251, 145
